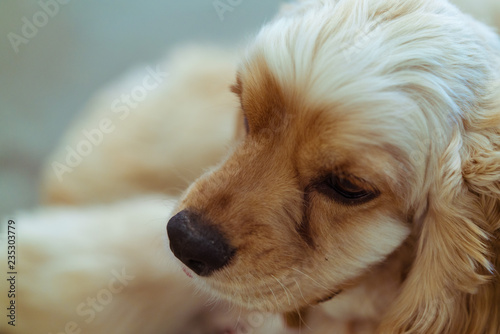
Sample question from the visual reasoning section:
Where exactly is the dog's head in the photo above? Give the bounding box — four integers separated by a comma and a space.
168, 0, 500, 332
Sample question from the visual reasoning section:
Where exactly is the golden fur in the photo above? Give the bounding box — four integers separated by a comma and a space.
170, 0, 500, 333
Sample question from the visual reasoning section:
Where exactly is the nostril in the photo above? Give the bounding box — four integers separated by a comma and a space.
187, 259, 207, 275
167, 210, 235, 277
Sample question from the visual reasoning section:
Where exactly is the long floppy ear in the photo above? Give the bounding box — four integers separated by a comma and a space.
379, 126, 500, 333
460, 114, 500, 333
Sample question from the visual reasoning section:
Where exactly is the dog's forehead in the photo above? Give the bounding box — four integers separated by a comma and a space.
237, 13, 426, 141
235, 60, 413, 194
237, 0, 467, 137
234, 0, 454, 187
238, 56, 417, 154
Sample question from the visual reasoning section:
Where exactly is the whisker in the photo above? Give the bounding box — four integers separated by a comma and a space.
291, 267, 337, 295
234, 306, 242, 331
297, 305, 312, 333
287, 281, 312, 333
266, 284, 280, 310
271, 275, 291, 306
293, 278, 312, 307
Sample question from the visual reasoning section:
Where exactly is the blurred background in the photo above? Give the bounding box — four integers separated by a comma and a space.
0, 0, 282, 217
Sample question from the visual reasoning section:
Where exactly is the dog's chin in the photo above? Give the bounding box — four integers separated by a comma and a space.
182, 267, 343, 313
205, 283, 343, 314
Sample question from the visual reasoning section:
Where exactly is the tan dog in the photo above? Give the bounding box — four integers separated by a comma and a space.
167, 0, 500, 333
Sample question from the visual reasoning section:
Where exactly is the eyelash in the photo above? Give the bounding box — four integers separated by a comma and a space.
243, 114, 249, 133
317, 174, 378, 205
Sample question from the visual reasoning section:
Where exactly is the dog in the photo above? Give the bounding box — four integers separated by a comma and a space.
166, 0, 500, 333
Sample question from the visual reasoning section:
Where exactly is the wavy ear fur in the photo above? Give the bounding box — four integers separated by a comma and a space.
460, 102, 500, 333
379, 93, 500, 333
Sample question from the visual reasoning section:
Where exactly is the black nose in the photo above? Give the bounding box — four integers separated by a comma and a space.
167, 210, 234, 276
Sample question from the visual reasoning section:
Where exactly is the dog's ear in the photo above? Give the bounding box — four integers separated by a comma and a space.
379, 124, 500, 333
459, 106, 500, 332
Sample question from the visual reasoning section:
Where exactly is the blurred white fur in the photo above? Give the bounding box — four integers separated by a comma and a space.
40, 45, 240, 205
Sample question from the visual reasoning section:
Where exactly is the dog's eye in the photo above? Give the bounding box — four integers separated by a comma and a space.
243, 114, 249, 133
318, 175, 377, 205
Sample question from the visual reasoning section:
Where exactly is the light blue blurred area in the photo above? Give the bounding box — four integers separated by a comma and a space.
0, 0, 282, 216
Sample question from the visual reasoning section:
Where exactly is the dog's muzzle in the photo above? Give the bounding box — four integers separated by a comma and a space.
167, 210, 235, 276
